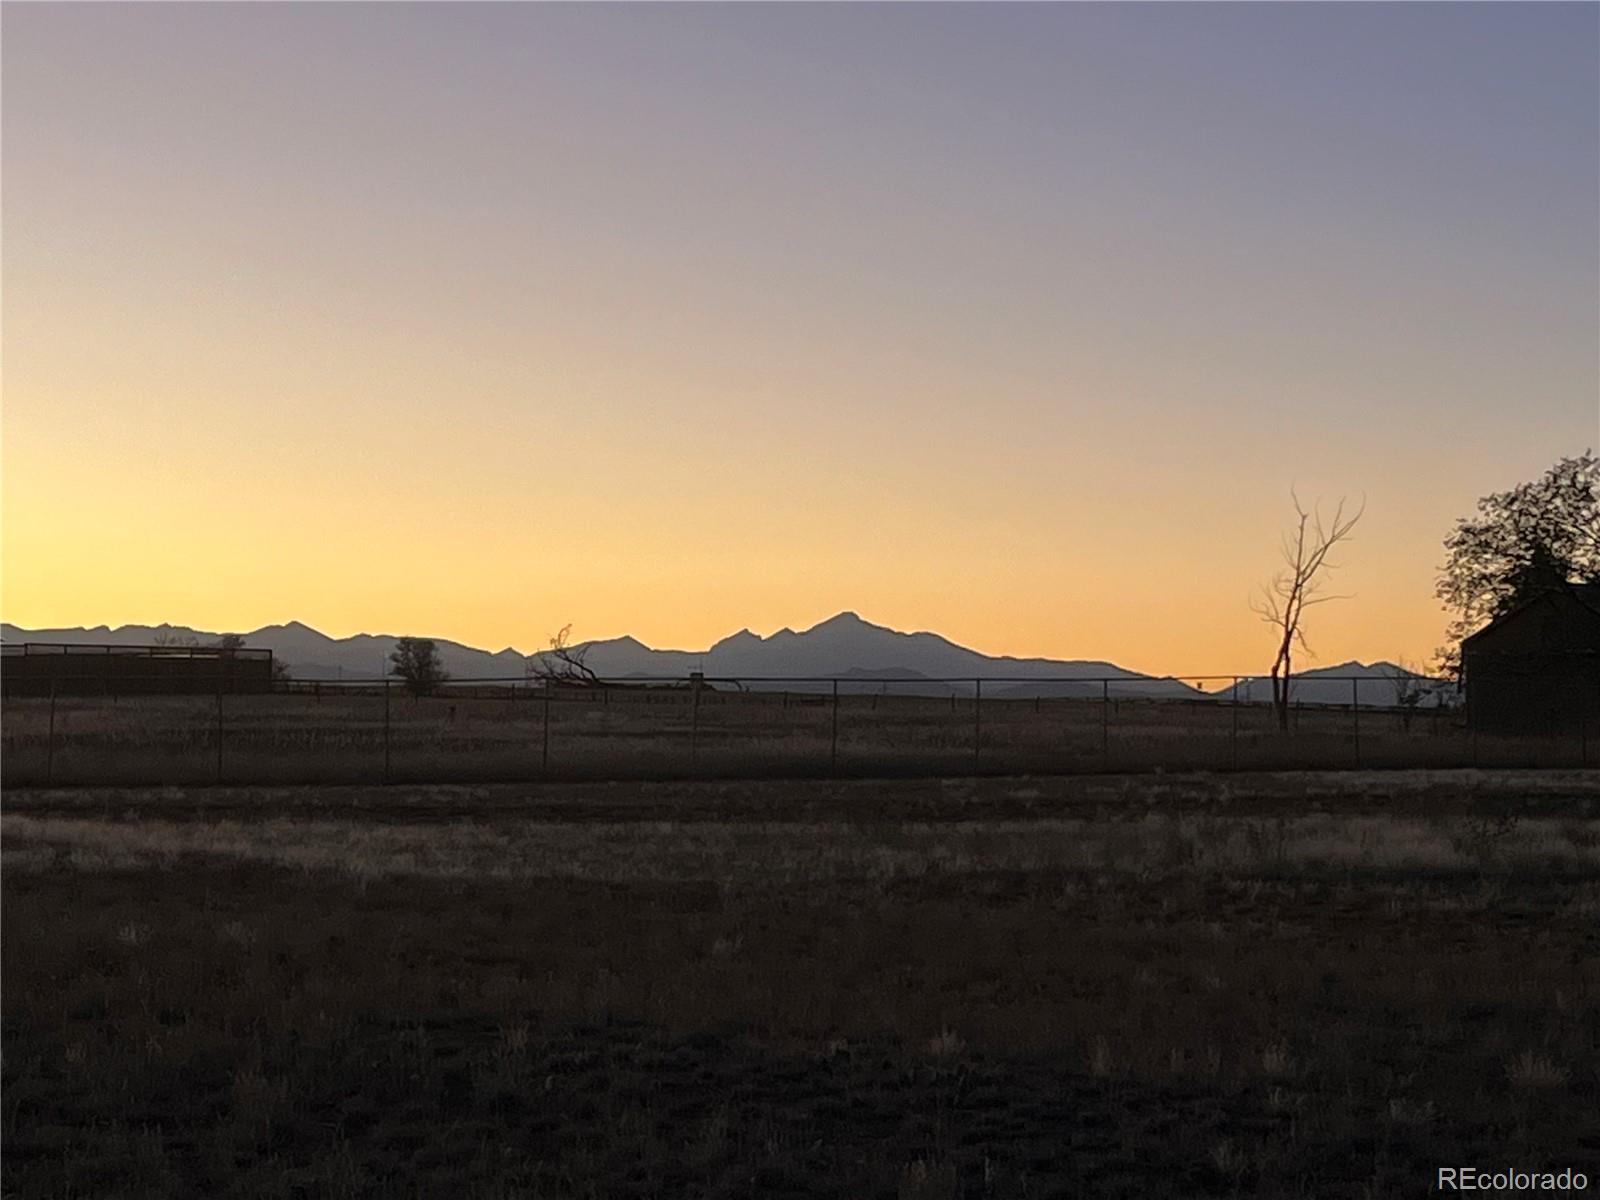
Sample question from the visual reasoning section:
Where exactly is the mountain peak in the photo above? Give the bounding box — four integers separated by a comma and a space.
247, 619, 318, 634
806, 611, 874, 633
711, 628, 763, 651
250, 620, 321, 637
596, 635, 649, 652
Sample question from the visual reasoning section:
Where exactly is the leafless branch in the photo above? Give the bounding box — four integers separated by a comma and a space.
527, 624, 601, 686
1255, 489, 1365, 730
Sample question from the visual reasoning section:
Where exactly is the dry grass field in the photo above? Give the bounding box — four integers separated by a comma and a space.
2, 687, 1590, 787
5, 769, 1599, 1197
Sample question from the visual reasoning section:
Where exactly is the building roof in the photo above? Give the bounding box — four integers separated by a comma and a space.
1462, 582, 1600, 648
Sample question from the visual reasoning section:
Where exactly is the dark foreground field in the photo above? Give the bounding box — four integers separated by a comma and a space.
6, 688, 1592, 788
5, 770, 1599, 1197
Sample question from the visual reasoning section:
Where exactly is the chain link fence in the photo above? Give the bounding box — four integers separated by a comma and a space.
2, 671, 1594, 786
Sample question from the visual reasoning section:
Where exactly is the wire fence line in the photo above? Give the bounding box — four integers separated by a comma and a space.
0, 671, 1592, 788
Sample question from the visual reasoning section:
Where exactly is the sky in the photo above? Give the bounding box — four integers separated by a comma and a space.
3, 3, 1596, 673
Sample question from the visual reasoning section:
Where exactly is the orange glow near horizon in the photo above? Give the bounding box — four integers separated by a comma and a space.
3, 4, 1596, 673
0, 444, 1489, 674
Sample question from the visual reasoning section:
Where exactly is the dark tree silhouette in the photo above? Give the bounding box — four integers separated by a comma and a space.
1387, 656, 1430, 731
527, 624, 600, 686
214, 633, 246, 652
1251, 490, 1365, 731
390, 637, 448, 697
1436, 452, 1600, 678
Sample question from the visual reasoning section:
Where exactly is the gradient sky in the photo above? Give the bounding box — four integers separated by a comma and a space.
3, 3, 1596, 672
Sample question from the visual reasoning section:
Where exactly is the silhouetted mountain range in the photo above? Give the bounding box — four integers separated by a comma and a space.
3, 613, 1443, 703
0, 620, 524, 682
1212, 663, 1455, 708
535, 612, 1203, 698
3, 613, 1206, 698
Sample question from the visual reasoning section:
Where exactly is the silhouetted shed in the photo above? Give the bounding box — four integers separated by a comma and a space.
1462, 584, 1600, 735
0, 643, 275, 697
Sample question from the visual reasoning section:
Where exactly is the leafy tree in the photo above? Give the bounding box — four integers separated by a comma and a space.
1435, 452, 1600, 677
390, 637, 449, 697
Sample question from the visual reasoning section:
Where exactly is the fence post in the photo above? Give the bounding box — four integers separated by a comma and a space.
542, 685, 551, 771
690, 674, 701, 774
1584, 683, 1594, 768
1351, 676, 1360, 768
973, 679, 982, 772
1101, 679, 1110, 770
45, 676, 57, 787
829, 680, 840, 774
215, 668, 225, 785
1230, 677, 1239, 771
383, 681, 392, 784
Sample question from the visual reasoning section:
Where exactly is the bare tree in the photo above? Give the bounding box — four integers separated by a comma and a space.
152, 628, 199, 649
526, 624, 601, 686
1251, 490, 1365, 731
